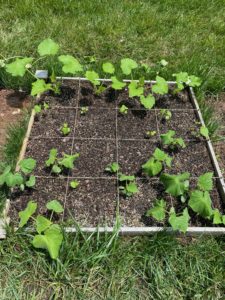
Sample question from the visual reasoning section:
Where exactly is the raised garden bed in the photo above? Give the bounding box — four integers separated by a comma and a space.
5, 78, 225, 235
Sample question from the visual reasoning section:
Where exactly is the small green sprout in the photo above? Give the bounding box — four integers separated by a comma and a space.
146, 199, 166, 221
61, 123, 71, 136
145, 130, 157, 138
119, 173, 138, 197
152, 76, 168, 95
105, 162, 120, 173
160, 130, 186, 149
34, 104, 42, 113
70, 180, 79, 189
111, 76, 126, 90
173, 72, 201, 93
120, 58, 138, 75
80, 106, 89, 115
200, 126, 209, 139
119, 104, 128, 115
160, 109, 172, 121
160, 172, 190, 197
128, 80, 144, 98
140, 94, 155, 109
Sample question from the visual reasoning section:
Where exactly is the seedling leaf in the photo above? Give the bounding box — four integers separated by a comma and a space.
142, 158, 162, 177
128, 81, 144, 97
120, 58, 138, 75
197, 172, 213, 192
212, 209, 223, 225
111, 76, 126, 90
168, 207, 190, 233
5, 57, 33, 77
58, 55, 83, 74
102, 62, 115, 74
119, 104, 128, 115
19, 158, 36, 174
160, 173, 190, 197
105, 162, 119, 173
140, 94, 155, 109
37, 39, 59, 56
25, 175, 36, 188
152, 76, 168, 95
19, 200, 37, 228
45, 149, 58, 167
31, 79, 52, 96
46, 200, 64, 213
36, 215, 52, 234
85, 70, 100, 86
70, 180, 79, 189
200, 126, 209, 139
188, 190, 213, 218
146, 199, 166, 221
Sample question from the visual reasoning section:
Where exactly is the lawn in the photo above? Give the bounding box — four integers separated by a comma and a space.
0, 0, 225, 299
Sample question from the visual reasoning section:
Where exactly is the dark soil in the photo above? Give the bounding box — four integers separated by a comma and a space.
9, 80, 225, 228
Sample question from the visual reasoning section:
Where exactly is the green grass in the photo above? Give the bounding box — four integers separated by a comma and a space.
0, 1, 225, 299
0, 230, 224, 299
0, 0, 225, 93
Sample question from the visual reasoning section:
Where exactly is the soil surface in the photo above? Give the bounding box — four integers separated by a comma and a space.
0, 89, 30, 157
9, 80, 225, 227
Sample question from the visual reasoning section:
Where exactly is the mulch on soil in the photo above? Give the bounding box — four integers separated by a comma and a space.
9, 80, 225, 227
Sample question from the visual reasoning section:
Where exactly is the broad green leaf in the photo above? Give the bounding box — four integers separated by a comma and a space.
197, 172, 213, 192
5, 172, 24, 187
128, 81, 144, 97
160, 130, 175, 145
19, 200, 37, 228
126, 182, 138, 194
200, 126, 209, 139
85, 70, 100, 86
31, 79, 52, 96
141, 63, 151, 72
173, 72, 189, 84
25, 175, 36, 188
0, 166, 11, 186
36, 215, 52, 234
105, 162, 119, 173
142, 158, 162, 177
34, 104, 42, 113
32, 224, 63, 259
5, 57, 33, 77
120, 58, 138, 75
37, 39, 59, 56
52, 165, 61, 174
111, 76, 126, 90
153, 148, 172, 167
102, 62, 115, 74
152, 76, 168, 95
45, 148, 58, 167
70, 180, 79, 189
59, 153, 79, 169
19, 158, 36, 174
212, 209, 222, 225
58, 55, 83, 74
169, 207, 190, 233
46, 200, 64, 213
119, 174, 135, 182
160, 173, 190, 197
188, 190, 213, 218
146, 199, 166, 221
188, 75, 201, 87
140, 94, 155, 109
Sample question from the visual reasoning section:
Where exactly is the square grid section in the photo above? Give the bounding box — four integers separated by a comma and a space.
21, 79, 222, 227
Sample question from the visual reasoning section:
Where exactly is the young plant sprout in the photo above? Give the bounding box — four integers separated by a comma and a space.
172, 72, 201, 93
111, 76, 126, 90
60, 123, 71, 136
142, 148, 172, 177
119, 104, 128, 115
70, 180, 79, 189
152, 76, 168, 95
119, 174, 138, 197
160, 109, 172, 121
145, 130, 157, 138
120, 58, 138, 76
80, 106, 89, 115
18, 199, 64, 260
34, 102, 49, 114
140, 94, 155, 109
105, 162, 119, 173
45, 148, 79, 174
0, 158, 36, 191
160, 130, 186, 149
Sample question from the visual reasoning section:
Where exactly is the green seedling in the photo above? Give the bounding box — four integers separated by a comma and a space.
111, 76, 126, 90
70, 180, 79, 189
18, 199, 64, 260
85, 70, 100, 86
146, 199, 166, 221
61, 123, 71, 136
45, 148, 79, 174
105, 162, 120, 173
140, 94, 155, 109
160, 172, 190, 197
200, 125, 209, 139
120, 58, 138, 75
173, 72, 201, 93
168, 207, 190, 233
145, 130, 157, 138
160, 130, 186, 149
119, 104, 128, 115
80, 106, 89, 115
102, 62, 115, 74
142, 148, 172, 177
152, 76, 168, 95
160, 109, 172, 121
128, 80, 144, 98
34, 104, 42, 113
119, 173, 138, 197
0, 158, 36, 191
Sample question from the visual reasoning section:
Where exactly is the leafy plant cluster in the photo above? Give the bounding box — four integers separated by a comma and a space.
45, 148, 79, 174
1, 39, 201, 113
147, 172, 225, 232
18, 199, 64, 259
0, 158, 36, 191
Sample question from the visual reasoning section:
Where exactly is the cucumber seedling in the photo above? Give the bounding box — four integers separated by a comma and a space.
119, 174, 138, 197
60, 123, 71, 136
172, 72, 201, 93
119, 104, 128, 115
160, 109, 172, 121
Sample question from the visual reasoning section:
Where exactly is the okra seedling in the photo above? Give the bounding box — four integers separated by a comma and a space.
80, 107, 89, 115
160, 130, 186, 149
61, 123, 71, 136
119, 104, 128, 115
